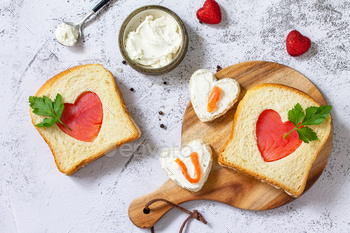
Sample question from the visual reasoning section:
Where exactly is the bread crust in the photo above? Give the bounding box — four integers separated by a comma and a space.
29, 64, 141, 175
218, 83, 332, 197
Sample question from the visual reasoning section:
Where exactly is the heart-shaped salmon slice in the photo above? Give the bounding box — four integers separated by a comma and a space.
57, 92, 103, 142
256, 109, 302, 162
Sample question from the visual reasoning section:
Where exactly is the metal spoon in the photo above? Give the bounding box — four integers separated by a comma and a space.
57, 0, 111, 46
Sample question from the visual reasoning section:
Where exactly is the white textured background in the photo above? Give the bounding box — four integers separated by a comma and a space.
1, 0, 350, 232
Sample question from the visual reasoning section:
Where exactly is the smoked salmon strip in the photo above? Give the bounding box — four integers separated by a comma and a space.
174, 152, 202, 183
207, 85, 222, 112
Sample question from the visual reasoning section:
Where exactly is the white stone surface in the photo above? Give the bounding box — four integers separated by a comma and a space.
1, 0, 350, 232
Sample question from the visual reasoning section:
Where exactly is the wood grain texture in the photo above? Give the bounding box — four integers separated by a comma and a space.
128, 61, 333, 229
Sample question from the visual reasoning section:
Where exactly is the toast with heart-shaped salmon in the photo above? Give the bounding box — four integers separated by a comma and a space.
218, 84, 332, 197
30, 64, 141, 175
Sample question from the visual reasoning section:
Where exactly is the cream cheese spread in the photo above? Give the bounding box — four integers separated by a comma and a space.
160, 139, 212, 192
55, 23, 79, 46
125, 15, 182, 68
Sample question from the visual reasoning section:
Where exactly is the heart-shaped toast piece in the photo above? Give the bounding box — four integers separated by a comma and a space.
160, 139, 212, 192
57, 91, 103, 142
196, 0, 222, 24
256, 109, 302, 162
190, 69, 240, 122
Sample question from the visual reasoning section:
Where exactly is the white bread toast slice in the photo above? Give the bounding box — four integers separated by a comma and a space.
218, 84, 331, 197
30, 64, 141, 175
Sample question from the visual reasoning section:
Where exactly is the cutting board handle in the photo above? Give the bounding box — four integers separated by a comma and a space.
128, 179, 199, 228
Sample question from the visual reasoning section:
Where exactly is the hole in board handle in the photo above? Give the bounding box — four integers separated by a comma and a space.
143, 208, 150, 214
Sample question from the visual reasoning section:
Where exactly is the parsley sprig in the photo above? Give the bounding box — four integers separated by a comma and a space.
29, 94, 71, 131
283, 103, 332, 143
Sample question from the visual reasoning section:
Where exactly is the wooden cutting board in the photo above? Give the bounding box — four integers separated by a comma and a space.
128, 61, 333, 229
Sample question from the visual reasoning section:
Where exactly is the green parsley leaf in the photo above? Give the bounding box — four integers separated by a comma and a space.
297, 127, 318, 143
284, 103, 332, 143
36, 118, 57, 128
288, 103, 304, 127
29, 94, 71, 131
53, 93, 64, 119
301, 105, 332, 126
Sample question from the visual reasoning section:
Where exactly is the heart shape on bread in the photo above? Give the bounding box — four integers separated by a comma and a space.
57, 91, 103, 142
256, 109, 302, 162
160, 139, 212, 192
190, 69, 240, 122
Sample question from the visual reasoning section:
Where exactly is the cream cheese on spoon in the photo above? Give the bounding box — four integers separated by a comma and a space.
125, 15, 182, 68
55, 23, 79, 46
